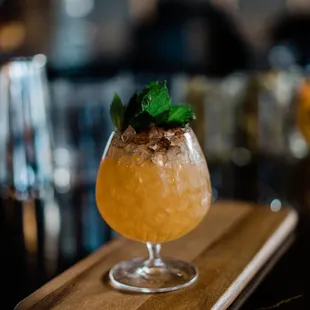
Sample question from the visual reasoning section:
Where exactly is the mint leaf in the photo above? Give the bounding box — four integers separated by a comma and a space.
138, 81, 159, 103
155, 110, 170, 125
140, 81, 171, 117
123, 93, 141, 130
166, 105, 196, 127
110, 93, 125, 131
129, 111, 154, 130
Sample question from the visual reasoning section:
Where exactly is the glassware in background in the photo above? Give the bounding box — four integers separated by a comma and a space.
258, 69, 302, 157
234, 68, 303, 205
170, 73, 247, 162
0, 56, 60, 309
184, 75, 207, 152
169, 69, 303, 205
204, 73, 248, 162
295, 75, 310, 150
49, 73, 135, 258
171, 73, 248, 200
239, 69, 302, 157
96, 127, 212, 292
290, 73, 310, 216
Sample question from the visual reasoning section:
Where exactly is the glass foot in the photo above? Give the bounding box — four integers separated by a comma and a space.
109, 257, 198, 293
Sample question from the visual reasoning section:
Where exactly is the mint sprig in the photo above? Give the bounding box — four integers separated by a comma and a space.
109, 80, 195, 131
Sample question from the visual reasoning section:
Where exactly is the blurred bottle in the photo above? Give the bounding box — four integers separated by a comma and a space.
183, 73, 247, 162
258, 70, 297, 156
238, 69, 301, 157
0, 56, 60, 308
233, 69, 300, 202
174, 73, 247, 200
290, 72, 310, 215
49, 73, 134, 257
205, 73, 247, 162
184, 76, 207, 151
296, 75, 310, 144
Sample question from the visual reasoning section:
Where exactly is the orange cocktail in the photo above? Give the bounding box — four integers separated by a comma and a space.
96, 138, 211, 243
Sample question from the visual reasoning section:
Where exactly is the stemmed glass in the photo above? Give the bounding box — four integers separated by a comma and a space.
96, 124, 211, 293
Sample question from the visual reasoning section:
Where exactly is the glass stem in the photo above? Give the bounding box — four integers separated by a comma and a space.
145, 242, 164, 268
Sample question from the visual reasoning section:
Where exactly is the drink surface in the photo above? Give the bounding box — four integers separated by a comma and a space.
96, 156, 211, 243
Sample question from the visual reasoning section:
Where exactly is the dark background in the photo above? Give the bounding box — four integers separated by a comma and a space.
1, 0, 310, 309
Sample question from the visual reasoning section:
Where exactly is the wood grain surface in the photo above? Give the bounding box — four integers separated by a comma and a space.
15, 201, 298, 310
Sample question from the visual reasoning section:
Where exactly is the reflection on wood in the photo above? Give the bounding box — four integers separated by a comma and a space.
22, 199, 38, 256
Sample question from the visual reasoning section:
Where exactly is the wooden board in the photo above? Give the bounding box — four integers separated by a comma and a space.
15, 201, 298, 310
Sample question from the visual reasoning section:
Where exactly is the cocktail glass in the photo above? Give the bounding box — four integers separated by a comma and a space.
96, 126, 211, 293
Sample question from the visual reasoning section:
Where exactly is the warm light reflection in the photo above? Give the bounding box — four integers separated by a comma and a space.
289, 131, 308, 159
211, 0, 239, 11
129, 0, 157, 23
0, 22, 25, 52
287, 0, 310, 11
22, 199, 38, 255
297, 78, 310, 145
44, 198, 60, 275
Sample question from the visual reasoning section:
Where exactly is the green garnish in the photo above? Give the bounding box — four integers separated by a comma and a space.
110, 93, 125, 131
141, 81, 171, 117
166, 105, 195, 127
109, 80, 195, 131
